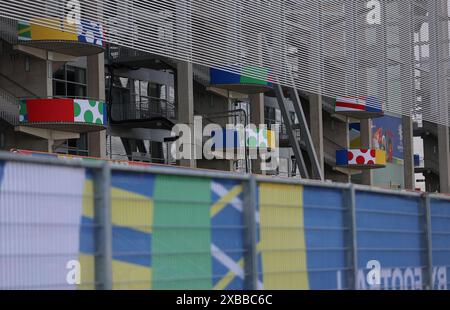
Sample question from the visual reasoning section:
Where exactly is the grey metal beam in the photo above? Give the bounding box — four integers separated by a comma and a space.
94, 163, 113, 290
274, 84, 309, 179
288, 87, 324, 181
243, 176, 258, 290
347, 184, 358, 290
423, 193, 434, 290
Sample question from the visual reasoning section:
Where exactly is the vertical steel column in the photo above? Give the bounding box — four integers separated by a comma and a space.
423, 193, 434, 290
288, 86, 324, 180
274, 84, 309, 179
243, 175, 258, 290
346, 184, 358, 290
93, 163, 113, 290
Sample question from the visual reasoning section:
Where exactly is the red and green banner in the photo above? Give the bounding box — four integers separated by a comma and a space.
20, 98, 107, 126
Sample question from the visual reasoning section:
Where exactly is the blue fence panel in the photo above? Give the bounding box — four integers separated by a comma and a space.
355, 191, 425, 290
303, 186, 351, 290
430, 197, 450, 290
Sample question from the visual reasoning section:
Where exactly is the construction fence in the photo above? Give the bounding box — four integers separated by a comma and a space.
0, 152, 449, 290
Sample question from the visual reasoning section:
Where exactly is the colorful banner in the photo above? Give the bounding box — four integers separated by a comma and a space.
210, 66, 273, 88
20, 98, 107, 126
336, 149, 386, 167
372, 114, 404, 163
336, 96, 383, 115
0, 161, 449, 290
18, 18, 104, 47
371, 114, 405, 189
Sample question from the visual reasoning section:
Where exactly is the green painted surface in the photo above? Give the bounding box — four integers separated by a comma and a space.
74, 102, 81, 117
372, 162, 405, 189
152, 175, 213, 290
241, 66, 270, 85
19, 100, 27, 117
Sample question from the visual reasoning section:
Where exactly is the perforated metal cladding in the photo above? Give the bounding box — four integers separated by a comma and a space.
1, 0, 449, 126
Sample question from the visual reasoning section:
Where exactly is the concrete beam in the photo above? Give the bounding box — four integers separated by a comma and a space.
13, 45, 77, 62
205, 87, 248, 100
15, 126, 80, 140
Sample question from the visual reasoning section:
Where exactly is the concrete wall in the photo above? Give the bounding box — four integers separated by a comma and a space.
0, 120, 47, 152
0, 50, 50, 98
194, 84, 232, 171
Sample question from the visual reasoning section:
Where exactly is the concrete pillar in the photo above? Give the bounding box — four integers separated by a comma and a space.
177, 60, 196, 168
249, 93, 264, 174
45, 59, 53, 97
403, 116, 415, 190
438, 125, 450, 193
399, 1, 416, 191
87, 53, 106, 158
309, 91, 324, 175
360, 118, 372, 186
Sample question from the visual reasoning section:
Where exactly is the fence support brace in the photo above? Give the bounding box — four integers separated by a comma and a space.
347, 184, 359, 290
243, 175, 259, 290
423, 193, 434, 290
94, 163, 113, 290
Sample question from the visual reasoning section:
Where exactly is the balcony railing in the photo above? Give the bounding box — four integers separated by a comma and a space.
110, 96, 176, 123
18, 96, 107, 132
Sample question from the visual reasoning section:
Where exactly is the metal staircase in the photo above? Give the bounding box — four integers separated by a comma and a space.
0, 87, 19, 126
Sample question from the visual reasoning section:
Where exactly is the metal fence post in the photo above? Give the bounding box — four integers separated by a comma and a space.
93, 163, 113, 290
346, 184, 358, 290
423, 193, 434, 290
243, 175, 258, 290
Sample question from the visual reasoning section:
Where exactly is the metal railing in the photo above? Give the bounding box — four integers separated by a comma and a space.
110, 96, 176, 123
0, 151, 449, 290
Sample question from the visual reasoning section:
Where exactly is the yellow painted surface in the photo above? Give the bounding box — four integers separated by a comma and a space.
83, 182, 153, 234
29, 17, 77, 41
82, 179, 94, 218
259, 183, 309, 290
112, 260, 152, 290
350, 136, 361, 149
376, 150, 387, 165
78, 254, 95, 290
111, 187, 153, 234
267, 130, 276, 149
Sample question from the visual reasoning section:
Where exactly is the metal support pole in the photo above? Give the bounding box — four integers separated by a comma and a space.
423, 193, 434, 290
94, 163, 113, 290
274, 84, 309, 179
243, 175, 258, 290
288, 87, 324, 181
347, 184, 358, 290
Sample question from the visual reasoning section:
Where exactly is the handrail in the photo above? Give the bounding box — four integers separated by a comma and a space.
0, 72, 39, 98
19, 96, 104, 101
110, 95, 176, 123
0, 87, 19, 125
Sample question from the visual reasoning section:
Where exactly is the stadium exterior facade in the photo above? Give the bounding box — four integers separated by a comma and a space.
0, 0, 449, 193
